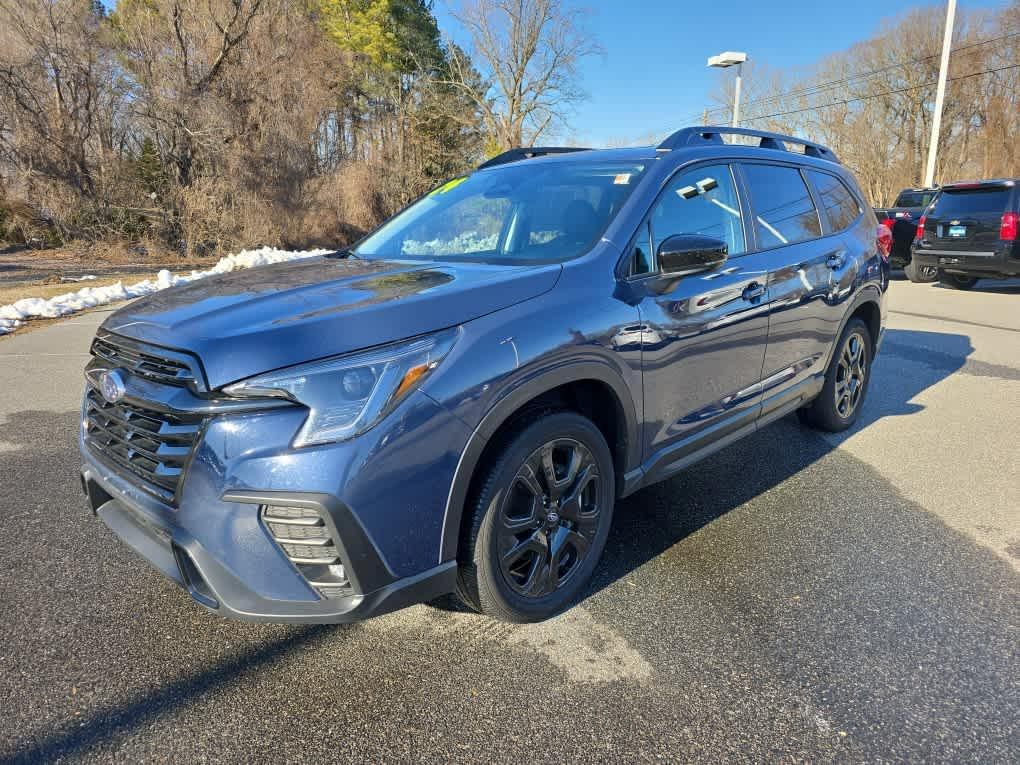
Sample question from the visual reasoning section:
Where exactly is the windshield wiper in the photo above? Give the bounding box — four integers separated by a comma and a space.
326, 248, 359, 260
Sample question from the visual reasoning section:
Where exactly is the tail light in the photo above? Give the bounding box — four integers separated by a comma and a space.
914, 215, 926, 241
1000, 212, 1018, 241
876, 224, 892, 261
879, 217, 894, 229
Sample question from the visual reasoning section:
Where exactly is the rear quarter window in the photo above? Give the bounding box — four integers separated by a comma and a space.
808, 170, 862, 233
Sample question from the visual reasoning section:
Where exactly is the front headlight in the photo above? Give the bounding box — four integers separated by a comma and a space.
223, 328, 457, 447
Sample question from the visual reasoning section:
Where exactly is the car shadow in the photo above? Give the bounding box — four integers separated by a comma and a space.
1, 622, 347, 764
934, 277, 1020, 294
587, 326, 974, 598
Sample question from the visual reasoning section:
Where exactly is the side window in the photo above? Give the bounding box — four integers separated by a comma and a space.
649, 164, 746, 260
629, 222, 653, 276
808, 170, 861, 232
741, 164, 821, 248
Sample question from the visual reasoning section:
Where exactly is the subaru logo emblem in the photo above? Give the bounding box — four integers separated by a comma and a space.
99, 369, 127, 404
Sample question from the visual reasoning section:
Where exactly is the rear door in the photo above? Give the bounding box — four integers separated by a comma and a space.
738, 162, 854, 417
922, 184, 1013, 256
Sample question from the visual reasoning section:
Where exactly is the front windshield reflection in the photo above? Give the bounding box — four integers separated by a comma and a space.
355, 161, 646, 265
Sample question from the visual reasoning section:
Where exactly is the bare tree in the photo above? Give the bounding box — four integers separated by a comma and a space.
711, 4, 1020, 204
443, 0, 599, 151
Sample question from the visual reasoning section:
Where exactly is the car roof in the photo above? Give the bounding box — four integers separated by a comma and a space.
478, 127, 842, 174
940, 178, 1017, 191
476, 146, 658, 171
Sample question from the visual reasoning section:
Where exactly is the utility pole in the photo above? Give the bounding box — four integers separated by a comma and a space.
924, 0, 956, 187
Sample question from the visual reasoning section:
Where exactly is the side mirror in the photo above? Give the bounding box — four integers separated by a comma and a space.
657, 234, 728, 276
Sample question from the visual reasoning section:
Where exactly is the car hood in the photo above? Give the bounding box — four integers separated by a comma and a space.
102, 255, 561, 388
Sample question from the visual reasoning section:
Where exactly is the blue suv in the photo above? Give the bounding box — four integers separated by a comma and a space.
80, 127, 888, 623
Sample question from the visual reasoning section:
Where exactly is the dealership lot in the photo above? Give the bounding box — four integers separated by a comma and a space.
1, 277, 1017, 763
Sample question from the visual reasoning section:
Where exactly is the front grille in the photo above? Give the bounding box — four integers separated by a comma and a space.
92, 334, 198, 388
83, 387, 202, 503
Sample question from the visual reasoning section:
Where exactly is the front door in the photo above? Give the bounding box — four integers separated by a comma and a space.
624, 163, 771, 478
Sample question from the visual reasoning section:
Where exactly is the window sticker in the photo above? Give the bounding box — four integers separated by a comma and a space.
429, 176, 468, 196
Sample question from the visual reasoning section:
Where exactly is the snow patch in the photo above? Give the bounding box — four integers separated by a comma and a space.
0, 246, 330, 335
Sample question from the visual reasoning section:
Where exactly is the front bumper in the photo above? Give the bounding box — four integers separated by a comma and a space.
80, 384, 472, 623
912, 243, 1020, 278
82, 468, 457, 622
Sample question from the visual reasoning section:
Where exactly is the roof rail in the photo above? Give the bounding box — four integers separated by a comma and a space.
657, 126, 839, 163
477, 146, 591, 169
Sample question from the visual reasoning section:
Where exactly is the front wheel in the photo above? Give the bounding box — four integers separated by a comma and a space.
937, 270, 979, 290
798, 318, 873, 433
455, 412, 615, 623
904, 259, 938, 283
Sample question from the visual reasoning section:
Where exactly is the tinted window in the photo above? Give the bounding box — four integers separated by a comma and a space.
893, 190, 935, 208
647, 164, 746, 261
742, 164, 821, 247
930, 188, 1011, 217
809, 171, 861, 232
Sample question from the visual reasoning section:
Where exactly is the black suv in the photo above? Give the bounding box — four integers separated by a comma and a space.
875, 187, 938, 282
912, 179, 1019, 289
80, 126, 889, 624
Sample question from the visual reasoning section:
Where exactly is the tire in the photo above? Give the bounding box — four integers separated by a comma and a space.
455, 412, 615, 623
904, 258, 938, 283
937, 270, 979, 290
798, 318, 873, 433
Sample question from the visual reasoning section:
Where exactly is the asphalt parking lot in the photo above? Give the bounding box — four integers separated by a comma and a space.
1, 276, 1017, 763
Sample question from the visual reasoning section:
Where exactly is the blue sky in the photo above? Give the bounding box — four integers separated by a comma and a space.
434, 0, 1011, 146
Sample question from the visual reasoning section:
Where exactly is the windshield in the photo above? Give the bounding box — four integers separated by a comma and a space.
354, 161, 646, 264
893, 190, 935, 208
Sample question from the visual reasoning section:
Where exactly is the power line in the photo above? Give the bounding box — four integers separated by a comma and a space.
739, 62, 1020, 124
702, 30, 1020, 119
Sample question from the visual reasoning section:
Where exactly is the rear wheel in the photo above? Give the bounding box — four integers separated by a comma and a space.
904, 259, 938, 283
798, 318, 872, 433
455, 412, 615, 622
937, 270, 979, 290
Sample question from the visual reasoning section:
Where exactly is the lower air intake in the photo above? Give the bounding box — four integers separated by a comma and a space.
261, 504, 351, 599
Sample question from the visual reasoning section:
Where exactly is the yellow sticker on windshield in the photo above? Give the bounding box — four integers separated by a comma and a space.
430, 176, 468, 196
613, 173, 632, 185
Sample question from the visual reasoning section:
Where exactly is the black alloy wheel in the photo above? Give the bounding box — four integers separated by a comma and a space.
456, 412, 615, 622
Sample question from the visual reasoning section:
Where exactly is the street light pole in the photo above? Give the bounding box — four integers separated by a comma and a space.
732, 63, 743, 127
924, 0, 957, 187
708, 51, 749, 127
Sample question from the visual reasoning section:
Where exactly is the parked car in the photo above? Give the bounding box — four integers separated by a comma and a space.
912, 179, 1019, 290
874, 186, 938, 282
79, 126, 888, 625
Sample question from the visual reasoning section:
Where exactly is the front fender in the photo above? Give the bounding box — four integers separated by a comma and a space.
436, 357, 639, 563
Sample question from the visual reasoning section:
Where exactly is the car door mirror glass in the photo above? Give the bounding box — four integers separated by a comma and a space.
656, 234, 728, 275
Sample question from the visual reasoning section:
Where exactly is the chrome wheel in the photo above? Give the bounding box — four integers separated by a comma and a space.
919, 265, 937, 280
497, 438, 602, 598
834, 331, 868, 419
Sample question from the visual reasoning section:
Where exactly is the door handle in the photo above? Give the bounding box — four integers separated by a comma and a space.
741, 282, 765, 302
826, 251, 846, 269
